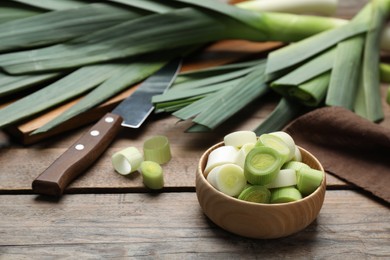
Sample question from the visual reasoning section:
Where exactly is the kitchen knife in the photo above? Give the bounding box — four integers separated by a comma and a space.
32, 58, 182, 196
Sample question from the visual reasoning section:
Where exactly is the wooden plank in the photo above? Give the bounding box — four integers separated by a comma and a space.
0, 190, 389, 258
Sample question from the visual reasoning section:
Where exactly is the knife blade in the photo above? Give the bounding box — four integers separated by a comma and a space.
32, 58, 182, 196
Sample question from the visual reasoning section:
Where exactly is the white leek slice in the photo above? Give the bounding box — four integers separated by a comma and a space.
269, 131, 296, 161
207, 163, 247, 197
297, 168, 324, 196
140, 161, 164, 190
235, 142, 255, 169
270, 187, 302, 204
111, 147, 143, 175
204, 145, 238, 176
224, 130, 257, 148
266, 169, 297, 189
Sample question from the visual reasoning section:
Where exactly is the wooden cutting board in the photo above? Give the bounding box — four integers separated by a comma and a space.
4, 40, 282, 145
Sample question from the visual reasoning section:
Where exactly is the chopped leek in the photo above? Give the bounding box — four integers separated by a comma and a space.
140, 161, 164, 190
244, 146, 283, 185
238, 185, 271, 203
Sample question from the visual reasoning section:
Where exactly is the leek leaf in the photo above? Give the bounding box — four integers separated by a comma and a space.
326, 36, 364, 109
0, 3, 145, 52
0, 63, 128, 128
0, 71, 61, 98
354, 0, 389, 122
9, 0, 87, 10
192, 61, 269, 130
253, 98, 303, 135
33, 57, 174, 134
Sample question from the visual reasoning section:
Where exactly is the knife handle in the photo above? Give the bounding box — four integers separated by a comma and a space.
32, 113, 123, 196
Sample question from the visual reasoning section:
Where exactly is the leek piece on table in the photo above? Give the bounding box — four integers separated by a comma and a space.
112, 147, 144, 175
140, 161, 164, 190
143, 135, 172, 165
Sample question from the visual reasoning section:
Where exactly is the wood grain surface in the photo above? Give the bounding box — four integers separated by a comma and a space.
1, 0, 390, 258
1, 191, 389, 258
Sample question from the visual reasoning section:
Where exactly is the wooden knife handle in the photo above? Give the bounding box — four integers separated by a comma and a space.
32, 113, 123, 196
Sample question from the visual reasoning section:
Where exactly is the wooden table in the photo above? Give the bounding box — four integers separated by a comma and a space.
1, 1, 389, 258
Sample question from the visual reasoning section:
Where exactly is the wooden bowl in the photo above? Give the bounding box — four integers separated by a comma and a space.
196, 142, 326, 239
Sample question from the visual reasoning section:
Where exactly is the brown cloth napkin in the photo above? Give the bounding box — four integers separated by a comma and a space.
283, 106, 390, 204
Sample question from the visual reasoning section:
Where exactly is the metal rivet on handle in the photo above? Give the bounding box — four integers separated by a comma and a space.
105, 116, 114, 123
90, 130, 100, 136
75, 144, 84, 151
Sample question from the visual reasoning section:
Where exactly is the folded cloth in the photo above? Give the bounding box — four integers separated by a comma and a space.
283, 106, 390, 203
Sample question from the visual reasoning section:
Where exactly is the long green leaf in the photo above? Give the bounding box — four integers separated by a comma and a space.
10, 0, 87, 10
0, 63, 128, 128
172, 85, 234, 120
354, 0, 389, 122
270, 47, 335, 96
0, 8, 229, 74
266, 21, 368, 76
0, 2, 350, 74
32, 57, 175, 134
174, 0, 346, 42
0, 4, 43, 24
253, 98, 303, 135
0, 3, 144, 52
192, 62, 269, 130
0, 71, 61, 97
326, 36, 364, 109
290, 72, 331, 107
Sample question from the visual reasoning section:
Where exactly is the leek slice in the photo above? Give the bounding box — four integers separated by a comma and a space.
143, 135, 172, 165
238, 185, 271, 203
207, 163, 247, 197
112, 147, 143, 175
257, 133, 294, 162
204, 145, 238, 176
244, 146, 283, 185
297, 168, 324, 196
235, 143, 255, 169
270, 187, 302, 203
224, 130, 257, 148
282, 161, 310, 171
140, 161, 164, 190
266, 169, 297, 189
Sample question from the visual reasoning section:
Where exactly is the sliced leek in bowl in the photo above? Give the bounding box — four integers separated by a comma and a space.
195, 131, 326, 239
